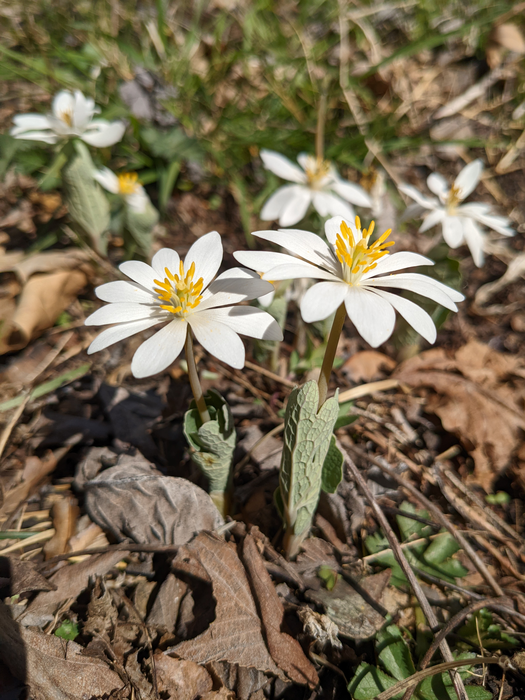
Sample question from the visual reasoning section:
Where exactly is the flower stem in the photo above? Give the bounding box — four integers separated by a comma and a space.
315, 91, 328, 162
185, 329, 210, 424
317, 303, 346, 409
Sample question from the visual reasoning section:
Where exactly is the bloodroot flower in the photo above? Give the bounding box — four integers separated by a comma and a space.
10, 90, 126, 148
399, 160, 514, 266
93, 168, 149, 213
86, 231, 282, 377
234, 216, 464, 348
259, 149, 372, 226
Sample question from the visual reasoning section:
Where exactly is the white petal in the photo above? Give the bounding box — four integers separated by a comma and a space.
260, 149, 307, 183
131, 319, 188, 378
198, 306, 283, 341
85, 302, 162, 326
198, 268, 274, 310
344, 287, 396, 347
313, 191, 355, 220
10, 130, 58, 144
454, 159, 483, 199
365, 273, 463, 309
151, 248, 181, 279
10, 114, 52, 134
279, 188, 312, 226
258, 290, 275, 307
324, 215, 359, 245
93, 167, 120, 193
461, 218, 485, 267
459, 205, 514, 237
73, 90, 97, 129
362, 251, 433, 280
442, 216, 465, 248
52, 90, 75, 119
262, 262, 338, 283
260, 185, 302, 221
331, 179, 372, 207
188, 315, 245, 369
95, 280, 155, 304
399, 184, 438, 209
371, 289, 436, 344
252, 228, 335, 271
184, 230, 223, 289
126, 188, 149, 213
299, 281, 349, 323
87, 317, 165, 354
233, 250, 297, 273
82, 119, 126, 147
119, 260, 156, 291
426, 173, 449, 202
419, 208, 446, 232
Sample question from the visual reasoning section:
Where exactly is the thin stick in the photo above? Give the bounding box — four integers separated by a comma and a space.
185, 330, 210, 423
337, 441, 468, 700
244, 360, 295, 388
316, 90, 328, 162
318, 303, 346, 409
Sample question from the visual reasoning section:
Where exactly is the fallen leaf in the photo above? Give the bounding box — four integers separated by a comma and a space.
201, 690, 236, 700
306, 570, 390, 641
395, 341, 525, 490
147, 573, 187, 633
490, 23, 525, 53
155, 654, 213, 700
85, 462, 224, 545
169, 532, 283, 677
0, 602, 123, 700
241, 533, 319, 687
0, 557, 56, 597
83, 578, 119, 641
342, 350, 397, 383
0, 453, 58, 519
43, 496, 79, 560
11, 250, 89, 284
25, 550, 127, 617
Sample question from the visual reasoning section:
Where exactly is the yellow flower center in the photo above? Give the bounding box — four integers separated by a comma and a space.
446, 185, 461, 211
59, 109, 73, 127
117, 172, 140, 195
154, 261, 204, 316
335, 217, 394, 284
304, 156, 332, 189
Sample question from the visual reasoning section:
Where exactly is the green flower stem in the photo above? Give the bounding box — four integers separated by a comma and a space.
185, 329, 210, 424
315, 91, 327, 161
317, 303, 346, 410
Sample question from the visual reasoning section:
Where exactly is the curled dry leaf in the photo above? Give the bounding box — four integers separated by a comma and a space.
154, 654, 213, 700
43, 496, 79, 560
342, 350, 396, 383
10, 250, 89, 284
241, 533, 319, 687
169, 532, 284, 678
0, 602, 123, 700
84, 462, 224, 545
0, 453, 58, 519
395, 340, 525, 491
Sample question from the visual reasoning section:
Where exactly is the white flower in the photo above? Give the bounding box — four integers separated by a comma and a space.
85, 231, 282, 378
93, 168, 149, 213
399, 160, 514, 267
234, 216, 464, 348
259, 149, 372, 227
10, 90, 126, 148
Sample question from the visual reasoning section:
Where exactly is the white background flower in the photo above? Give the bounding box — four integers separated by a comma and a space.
93, 167, 149, 213
234, 216, 464, 348
85, 231, 282, 377
260, 149, 372, 226
11, 90, 126, 148
399, 160, 514, 266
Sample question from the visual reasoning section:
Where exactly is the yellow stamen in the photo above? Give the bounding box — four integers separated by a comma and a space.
153, 260, 204, 316
447, 185, 461, 209
117, 172, 139, 196
304, 156, 332, 188
60, 110, 73, 127
334, 219, 395, 284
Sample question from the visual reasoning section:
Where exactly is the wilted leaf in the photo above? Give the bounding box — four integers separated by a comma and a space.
155, 654, 213, 700
395, 341, 525, 490
0, 602, 123, 700
241, 533, 319, 687
84, 462, 223, 544
169, 532, 283, 677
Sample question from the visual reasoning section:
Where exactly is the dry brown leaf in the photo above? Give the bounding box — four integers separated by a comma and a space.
0, 269, 89, 354
342, 350, 396, 383
67, 520, 104, 552
154, 654, 213, 700
43, 496, 80, 560
169, 532, 283, 677
0, 453, 58, 519
147, 573, 187, 633
306, 569, 390, 641
0, 557, 56, 597
25, 550, 127, 617
11, 249, 89, 283
201, 690, 237, 700
85, 462, 224, 545
395, 341, 525, 490
0, 602, 123, 700
490, 23, 525, 53
241, 534, 319, 687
